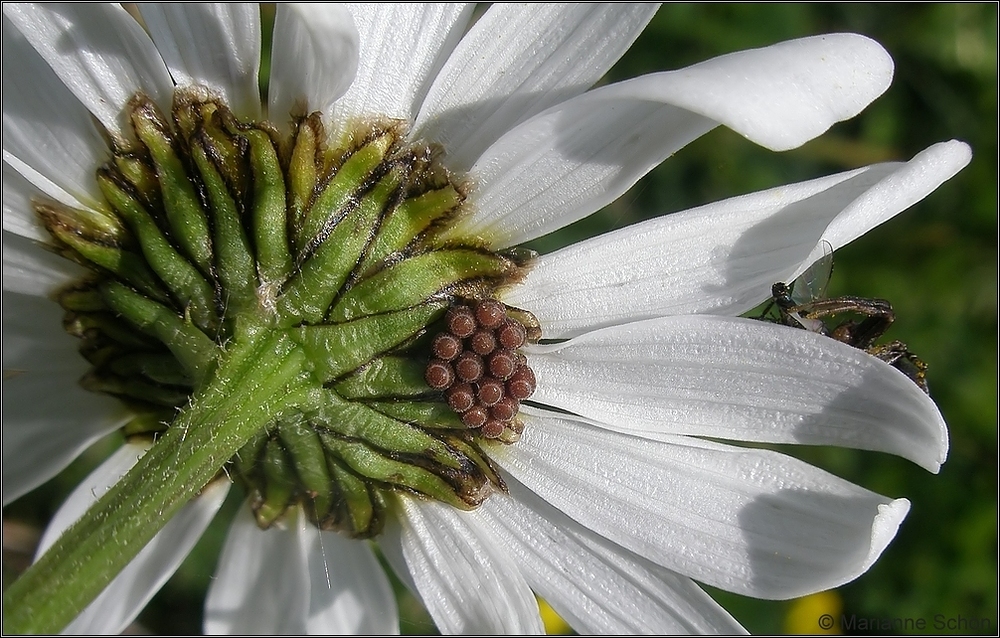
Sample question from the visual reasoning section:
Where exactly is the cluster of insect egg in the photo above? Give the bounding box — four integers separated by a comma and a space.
425, 300, 536, 439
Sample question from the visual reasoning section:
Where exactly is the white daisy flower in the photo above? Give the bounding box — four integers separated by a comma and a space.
2, 3, 970, 635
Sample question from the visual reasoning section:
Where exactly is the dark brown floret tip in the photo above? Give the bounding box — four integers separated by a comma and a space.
425, 299, 538, 443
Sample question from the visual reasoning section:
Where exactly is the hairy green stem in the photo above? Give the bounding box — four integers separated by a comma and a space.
2, 322, 313, 634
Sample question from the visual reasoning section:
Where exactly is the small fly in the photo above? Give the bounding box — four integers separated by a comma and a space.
760, 245, 929, 393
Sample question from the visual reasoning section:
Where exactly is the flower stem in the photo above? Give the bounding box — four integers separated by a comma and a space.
2, 320, 314, 634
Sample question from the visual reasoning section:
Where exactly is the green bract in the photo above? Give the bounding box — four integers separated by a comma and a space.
40, 88, 534, 538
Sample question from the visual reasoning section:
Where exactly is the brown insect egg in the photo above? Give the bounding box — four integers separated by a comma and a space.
446, 383, 475, 413
432, 332, 462, 360
454, 352, 484, 383
474, 299, 506, 329
490, 397, 518, 422
497, 320, 526, 350
481, 419, 505, 439
446, 305, 477, 338
461, 406, 489, 428
477, 377, 504, 406
469, 329, 497, 356
487, 350, 517, 380
424, 359, 454, 389
507, 366, 536, 400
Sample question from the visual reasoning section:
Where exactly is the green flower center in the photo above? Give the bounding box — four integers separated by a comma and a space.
38, 88, 537, 538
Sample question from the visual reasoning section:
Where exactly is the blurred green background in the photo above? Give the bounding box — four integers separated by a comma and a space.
4, 4, 996, 635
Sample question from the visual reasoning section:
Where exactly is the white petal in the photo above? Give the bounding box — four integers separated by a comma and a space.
388, 497, 544, 634
2, 16, 108, 209
492, 411, 911, 599
506, 141, 972, 335
412, 3, 658, 171
304, 527, 399, 634
35, 442, 228, 634
331, 4, 474, 135
453, 33, 895, 248
205, 505, 311, 634
269, 4, 359, 123
2, 230, 85, 296
3, 3, 174, 137
3, 157, 73, 242
528, 314, 948, 472
620, 33, 894, 152
450, 86, 714, 248
140, 4, 261, 117
2, 291, 127, 504
478, 481, 746, 634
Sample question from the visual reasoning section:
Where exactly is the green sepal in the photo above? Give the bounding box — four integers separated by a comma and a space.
64, 313, 157, 350
113, 155, 160, 209
108, 352, 191, 387
277, 418, 335, 521
48, 225, 167, 304
359, 185, 462, 274
56, 287, 107, 313
121, 412, 172, 437
297, 130, 396, 254
324, 459, 380, 537
316, 393, 462, 466
333, 356, 432, 400
315, 430, 482, 511
181, 99, 248, 200
97, 172, 218, 332
329, 249, 516, 322
233, 429, 269, 483
366, 400, 465, 430
293, 303, 442, 383
129, 97, 214, 273
254, 439, 297, 528
438, 433, 507, 493
80, 371, 188, 407
99, 280, 216, 385
288, 116, 321, 252
241, 128, 293, 284
191, 137, 257, 311
278, 164, 403, 325
35, 202, 126, 245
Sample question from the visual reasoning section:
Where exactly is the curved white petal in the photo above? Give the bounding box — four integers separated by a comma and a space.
3, 157, 75, 242
205, 505, 311, 634
140, 4, 262, 117
620, 33, 894, 152
452, 33, 895, 248
303, 526, 399, 634
449, 86, 714, 248
331, 4, 473, 137
528, 314, 948, 472
389, 497, 543, 634
2, 231, 84, 296
269, 4, 359, 124
492, 410, 911, 599
506, 141, 971, 335
205, 504, 396, 634
3, 3, 174, 137
35, 442, 228, 634
2, 16, 108, 209
478, 481, 746, 634
413, 3, 658, 171
2, 291, 127, 504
